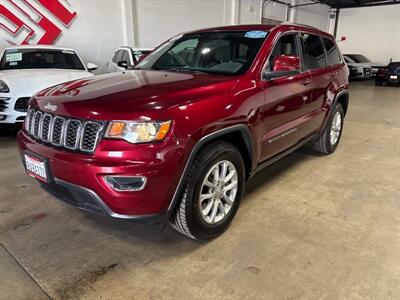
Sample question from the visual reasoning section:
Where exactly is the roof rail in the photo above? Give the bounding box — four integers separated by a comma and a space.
281, 22, 320, 30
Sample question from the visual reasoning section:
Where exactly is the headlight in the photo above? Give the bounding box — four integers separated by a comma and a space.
105, 120, 172, 144
0, 80, 10, 93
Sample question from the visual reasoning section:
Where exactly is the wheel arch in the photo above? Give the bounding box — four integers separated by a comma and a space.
336, 91, 349, 116
167, 124, 254, 216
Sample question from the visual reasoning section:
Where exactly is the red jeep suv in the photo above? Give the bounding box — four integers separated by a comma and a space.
17, 24, 349, 240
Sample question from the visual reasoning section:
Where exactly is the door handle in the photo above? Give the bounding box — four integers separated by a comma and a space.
302, 78, 311, 86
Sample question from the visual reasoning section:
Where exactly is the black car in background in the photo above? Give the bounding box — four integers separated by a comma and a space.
376, 62, 400, 86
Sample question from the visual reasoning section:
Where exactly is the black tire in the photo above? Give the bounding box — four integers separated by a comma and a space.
170, 141, 245, 241
375, 80, 383, 86
313, 103, 344, 154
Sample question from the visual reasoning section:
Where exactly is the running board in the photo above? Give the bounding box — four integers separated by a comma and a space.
250, 133, 318, 178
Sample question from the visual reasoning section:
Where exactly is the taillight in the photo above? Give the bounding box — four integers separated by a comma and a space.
377, 68, 386, 74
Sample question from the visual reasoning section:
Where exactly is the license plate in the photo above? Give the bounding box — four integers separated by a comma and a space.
390, 75, 398, 80
24, 154, 49, 183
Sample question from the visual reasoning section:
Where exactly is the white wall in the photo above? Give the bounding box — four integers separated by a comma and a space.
0, 0, 331, 74
262, 0, 330, 31
336, 5, 400, 64
0, 0, 127, 74
294, 0, 330, 31
132, 0, 263, 48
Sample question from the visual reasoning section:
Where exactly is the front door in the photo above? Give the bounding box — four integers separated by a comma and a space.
260, 33, 313, 161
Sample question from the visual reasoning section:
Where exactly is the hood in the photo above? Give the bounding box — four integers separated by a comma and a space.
32, 70, 238, 120
346, 62, 371, 68
0, 69, 93, 96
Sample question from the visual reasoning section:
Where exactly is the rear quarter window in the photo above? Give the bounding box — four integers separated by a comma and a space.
323, 38, 342, 66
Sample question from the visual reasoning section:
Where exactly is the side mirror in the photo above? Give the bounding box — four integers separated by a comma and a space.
117, 61, 129, 69
87, 63, 98, 72
263, 55, 300, 81
273, 55, 300, 72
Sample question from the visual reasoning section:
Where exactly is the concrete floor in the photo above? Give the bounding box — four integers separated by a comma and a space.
0, 81, 399, 300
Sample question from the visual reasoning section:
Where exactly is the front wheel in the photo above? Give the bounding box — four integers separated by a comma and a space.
170, 141, 245, 240
313, 103, 344, 154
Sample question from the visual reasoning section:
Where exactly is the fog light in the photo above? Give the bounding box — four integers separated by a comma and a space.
105, 176, 147, 191
0, 115, 6, 121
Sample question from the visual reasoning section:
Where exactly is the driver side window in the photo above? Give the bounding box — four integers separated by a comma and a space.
266, 34, 299, 72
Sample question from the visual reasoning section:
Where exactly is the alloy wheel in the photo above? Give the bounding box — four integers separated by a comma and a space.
330, 111, 342, 146
199, 160, 238, 224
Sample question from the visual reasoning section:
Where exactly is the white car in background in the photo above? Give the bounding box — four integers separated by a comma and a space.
107, 46, 153, 73
0, 45, 97, 124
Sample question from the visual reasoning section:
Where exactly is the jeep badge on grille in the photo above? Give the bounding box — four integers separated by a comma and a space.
44, 103, 57, 112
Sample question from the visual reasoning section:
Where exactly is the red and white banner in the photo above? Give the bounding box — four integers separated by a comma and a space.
0, 0, 77, 45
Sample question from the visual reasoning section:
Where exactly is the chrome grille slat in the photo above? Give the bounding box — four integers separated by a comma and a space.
25, 109, 103, 154
28, 109, 35, 134
80, 121, 103, 153
64, 119, 82, 150
40, 114, 53, 142
51, 116, 66, 146
33, 111, 43, 138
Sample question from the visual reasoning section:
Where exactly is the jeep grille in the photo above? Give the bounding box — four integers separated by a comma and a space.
25, 108, 104, 153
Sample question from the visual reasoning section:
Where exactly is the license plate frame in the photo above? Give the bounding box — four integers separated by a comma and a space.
24, 152, 53, 183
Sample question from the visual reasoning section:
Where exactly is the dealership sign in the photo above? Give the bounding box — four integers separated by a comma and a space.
0, 0, 77, 45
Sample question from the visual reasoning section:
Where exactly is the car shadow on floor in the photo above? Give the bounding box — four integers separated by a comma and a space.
79, 143, 320, 245
244, 144, 317, 201
0, 124, 21, 139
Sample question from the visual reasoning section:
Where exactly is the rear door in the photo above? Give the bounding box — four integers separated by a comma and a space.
298, 33, 330, 136
322, 36, 347, 93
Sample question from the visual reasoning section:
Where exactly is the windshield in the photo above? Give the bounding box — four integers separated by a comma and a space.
0, 49, 85, 70
347, 54, 370, 63
344, 56, 355, 63
135, 31, 268, 76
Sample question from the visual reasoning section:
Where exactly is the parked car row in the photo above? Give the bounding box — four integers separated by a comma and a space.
0, 45, 97, 124
343, 54, 386, 79
375, 61, 400, 85
0, 45, 153, 125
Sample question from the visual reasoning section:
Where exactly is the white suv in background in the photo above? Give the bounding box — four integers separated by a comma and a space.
107, 46, 153, 73
0, 45, 97, 124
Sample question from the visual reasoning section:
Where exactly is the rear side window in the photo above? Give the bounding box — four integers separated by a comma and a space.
323, 38, 342, 66
121, 50, 130, 65
112, 52, 118, 63
115, 50, 124, 62
300, 33, 326, 70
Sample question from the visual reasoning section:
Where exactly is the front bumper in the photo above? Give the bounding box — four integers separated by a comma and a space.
40, 178, 165, 224
0, 95, 30, 123
17, 129, 186, 220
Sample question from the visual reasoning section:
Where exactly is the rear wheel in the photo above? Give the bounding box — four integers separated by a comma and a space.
313, 103, 344, 154
170, 141, 245, 240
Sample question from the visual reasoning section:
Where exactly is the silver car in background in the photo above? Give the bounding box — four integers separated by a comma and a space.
107, 46, 153, 73
344, 54, 386, 78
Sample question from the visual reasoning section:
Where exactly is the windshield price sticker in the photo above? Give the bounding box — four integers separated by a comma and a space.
62, 50, 75, 55
245, 31, 268, 39
5, 53, 23, 63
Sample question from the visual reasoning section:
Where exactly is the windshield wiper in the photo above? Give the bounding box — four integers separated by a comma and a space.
152, 67, 208, 74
